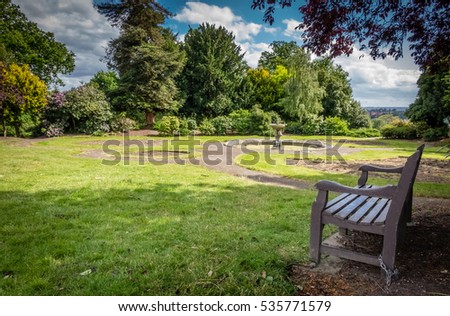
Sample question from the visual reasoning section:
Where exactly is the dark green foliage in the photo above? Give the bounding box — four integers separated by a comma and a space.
0, 0, 75, 87
344, 100, 371, 129
177, 117, 197, 136
180, 23, 248, 118
229, 106, 280, 135
315, 58, 352, 118
89, 70, 119, 102
284, 115, 323, 135
97, 1, 185, 123
211, 116, 232, 135
422, 126, 449, 142
407, 68, 450, 128
109, 27, 185, 117
322, 117, 349, 136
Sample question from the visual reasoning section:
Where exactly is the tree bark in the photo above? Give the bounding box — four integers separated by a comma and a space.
145, 111, 156, 129
3, 120, 6, 137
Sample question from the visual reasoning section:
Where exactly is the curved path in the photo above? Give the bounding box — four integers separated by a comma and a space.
197, 142, 312, 190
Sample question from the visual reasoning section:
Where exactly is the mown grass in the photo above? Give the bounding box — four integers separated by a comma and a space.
1, 135, 448, 295
236, 138, 450, 199
0, 136, 316, 295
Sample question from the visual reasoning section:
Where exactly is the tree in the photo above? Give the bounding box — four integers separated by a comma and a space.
89, 70, 119, 98
0, 62, 47, 136
406, 68, 450, 128
0, 0, 75, 87
251, 0, 450, 70
96, 0, 185, 127
314, 58, 352, 118
180, 23, 248, 118
246, 65, 289, 112
258, 41, 303, 72
279, 48, 324, 121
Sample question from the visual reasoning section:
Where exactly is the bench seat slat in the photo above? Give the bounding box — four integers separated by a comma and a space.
323, 185, 372, 214
347, 197, 380, 224
323, 194, 359, 215
359, 198, 390, 225
374, 200, 392, 225
334, 195, 371, 220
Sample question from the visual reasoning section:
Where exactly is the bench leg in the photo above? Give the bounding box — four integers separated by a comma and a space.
381, 233, 398, 272
310, 191, 328, 265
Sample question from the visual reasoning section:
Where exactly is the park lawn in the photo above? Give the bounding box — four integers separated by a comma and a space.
236, 139, 450, 199
0, 136, 317, 295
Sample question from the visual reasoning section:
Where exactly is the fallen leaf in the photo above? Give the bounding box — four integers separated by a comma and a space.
262, 271, 267, 279
208, 270, 213, 277
80, 269, 92, 276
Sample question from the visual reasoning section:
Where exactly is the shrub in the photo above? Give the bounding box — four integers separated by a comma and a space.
211, 116, 232, 135
285, 115, 323, 135
111, 113, 137, 132
229, 106, 280, 135
154, 116, 180, 136
321, 117, 349, 136
346, 128, 381, 138
229, 109, 251, 134
248, 106, 280, 136
198, 118, 216, 135
422, 126, 449, 142
381, 120, 418, 139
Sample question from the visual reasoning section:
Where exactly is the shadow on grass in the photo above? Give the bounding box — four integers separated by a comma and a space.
0, 182, 316, 296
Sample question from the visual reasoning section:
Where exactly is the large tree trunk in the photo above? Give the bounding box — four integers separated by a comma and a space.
145, 111, 156, 129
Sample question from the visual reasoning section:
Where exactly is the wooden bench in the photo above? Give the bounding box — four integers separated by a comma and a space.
309, 145, 425, 281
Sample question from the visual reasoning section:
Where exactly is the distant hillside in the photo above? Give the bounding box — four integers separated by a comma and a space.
364, 107, 408, 119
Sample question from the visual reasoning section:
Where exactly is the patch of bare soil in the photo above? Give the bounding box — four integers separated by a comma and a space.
288, 197, 450, 295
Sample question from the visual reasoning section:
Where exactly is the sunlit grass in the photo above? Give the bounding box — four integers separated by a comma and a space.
0, 136, 315, 295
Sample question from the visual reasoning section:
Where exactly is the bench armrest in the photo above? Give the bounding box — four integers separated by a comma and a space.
315, 180, 396, 199
358, 165, 403, 173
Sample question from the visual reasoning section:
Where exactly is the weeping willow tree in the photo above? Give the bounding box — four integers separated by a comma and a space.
280, 48, 324, 122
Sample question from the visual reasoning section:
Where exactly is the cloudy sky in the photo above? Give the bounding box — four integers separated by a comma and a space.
11, 0, 421, 107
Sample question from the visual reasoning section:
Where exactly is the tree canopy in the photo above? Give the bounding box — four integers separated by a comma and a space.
251, 0, 450, 70
180, 23, 248, 118
96, 0, 185, 126
0, 0, 75, 87
0, 62, 47, 136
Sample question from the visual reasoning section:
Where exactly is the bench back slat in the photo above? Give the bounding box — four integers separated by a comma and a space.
386, 145, 425, 225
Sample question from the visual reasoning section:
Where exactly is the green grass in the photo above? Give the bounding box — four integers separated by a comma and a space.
236, 138, 450, 199
0, 136, 316, 295
1, 135, 448, 295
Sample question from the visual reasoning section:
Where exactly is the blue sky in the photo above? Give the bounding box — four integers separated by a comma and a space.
12, 0, 421, 107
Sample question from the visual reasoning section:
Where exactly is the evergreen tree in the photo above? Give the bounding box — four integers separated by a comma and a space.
96, 0, 185, 127
180, 23, 248, 118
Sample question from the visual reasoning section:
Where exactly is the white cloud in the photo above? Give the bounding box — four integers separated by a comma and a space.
240, 42, 271, 68
282, 18, 303, 41
11, 0, 119, 90
334, 48, 420, 107
174, 2, 262, 42
264, 27, 278, 34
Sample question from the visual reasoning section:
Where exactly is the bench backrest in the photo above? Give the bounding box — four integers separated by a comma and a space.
386, 145, 425, 225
